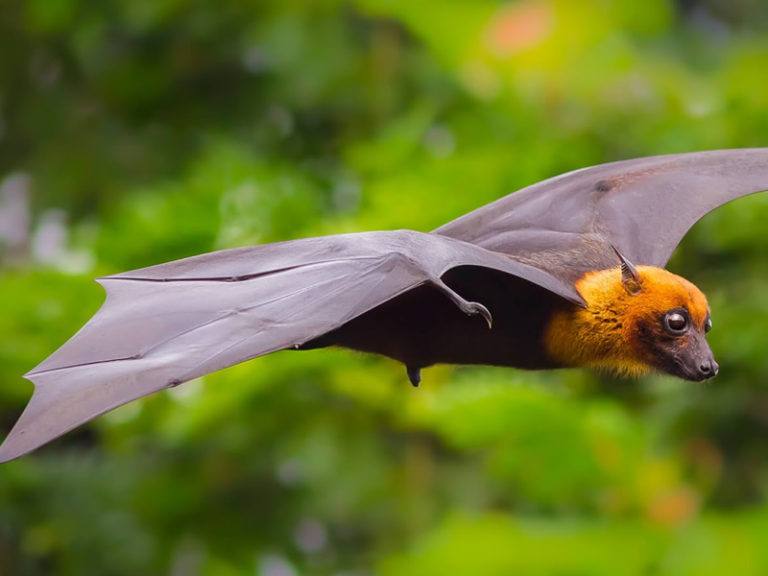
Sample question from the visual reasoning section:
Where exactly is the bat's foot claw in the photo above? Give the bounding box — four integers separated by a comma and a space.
432, 278, 493, 329
406, 365, 422, 387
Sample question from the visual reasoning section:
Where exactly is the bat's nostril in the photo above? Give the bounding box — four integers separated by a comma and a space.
699, 360, 719, 378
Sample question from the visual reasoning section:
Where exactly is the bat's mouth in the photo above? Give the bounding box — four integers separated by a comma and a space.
670, 354, 719, 382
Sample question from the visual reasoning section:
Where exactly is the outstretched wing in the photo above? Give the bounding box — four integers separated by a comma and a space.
0, 230, 580, 462
436, 148, 768, 281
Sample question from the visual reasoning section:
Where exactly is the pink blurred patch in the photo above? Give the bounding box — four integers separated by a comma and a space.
646, 487, 700, 526
487, 1, 554, 55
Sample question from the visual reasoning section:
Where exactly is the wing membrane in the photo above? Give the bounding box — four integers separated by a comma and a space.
0, 230, 579, 462
436, 148, 768, 277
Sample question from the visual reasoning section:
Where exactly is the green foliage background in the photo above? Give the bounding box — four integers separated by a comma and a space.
2, 0, 768, 574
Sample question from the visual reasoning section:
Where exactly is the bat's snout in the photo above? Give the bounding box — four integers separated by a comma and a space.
697, 358, 719, 379
672, 336, 719, 382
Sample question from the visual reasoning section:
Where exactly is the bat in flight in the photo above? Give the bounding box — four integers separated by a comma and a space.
2, 148, 768, 463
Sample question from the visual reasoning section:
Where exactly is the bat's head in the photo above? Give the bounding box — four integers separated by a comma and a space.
546, 253, 717, 381
614, 259, 716, 382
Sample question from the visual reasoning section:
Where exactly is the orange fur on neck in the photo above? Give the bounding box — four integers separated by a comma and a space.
544, 265, 709, 377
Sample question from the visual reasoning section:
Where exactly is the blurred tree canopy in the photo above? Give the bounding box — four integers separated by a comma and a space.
2, 0, 768, 574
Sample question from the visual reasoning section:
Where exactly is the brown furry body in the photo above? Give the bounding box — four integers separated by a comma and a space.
318, 265, 711, 380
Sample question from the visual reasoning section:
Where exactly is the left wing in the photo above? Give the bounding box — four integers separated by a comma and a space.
0, 230, 580, 462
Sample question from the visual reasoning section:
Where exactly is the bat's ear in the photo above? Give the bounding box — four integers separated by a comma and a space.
612, 246, 642, 295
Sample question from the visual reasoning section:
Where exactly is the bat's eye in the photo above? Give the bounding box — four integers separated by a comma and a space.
705, 317, 712, 333
664, 311, 688, 334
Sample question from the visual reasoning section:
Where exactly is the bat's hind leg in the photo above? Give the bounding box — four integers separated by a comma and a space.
406, 365, 422, 387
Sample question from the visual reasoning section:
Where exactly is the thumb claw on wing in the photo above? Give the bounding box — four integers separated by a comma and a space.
469, 302, 493, 329
431, 278, 494, 329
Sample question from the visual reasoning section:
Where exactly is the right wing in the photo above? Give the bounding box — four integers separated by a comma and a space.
0, 230, 581, 462
436, 148, 768, 281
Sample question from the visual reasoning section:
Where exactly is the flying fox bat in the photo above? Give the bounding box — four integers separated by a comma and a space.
2, 148, 768, 463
